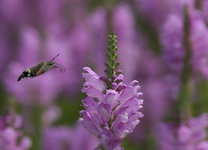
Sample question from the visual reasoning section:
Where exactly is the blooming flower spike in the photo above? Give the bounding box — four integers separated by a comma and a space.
79, 33, 143, 150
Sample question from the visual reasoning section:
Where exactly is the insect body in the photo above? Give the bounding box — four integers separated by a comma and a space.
17, 54, 65, 81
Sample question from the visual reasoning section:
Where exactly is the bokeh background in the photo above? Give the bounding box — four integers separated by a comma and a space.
1, 0, 208, 150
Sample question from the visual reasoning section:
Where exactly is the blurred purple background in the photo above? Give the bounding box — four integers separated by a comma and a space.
1, 0, 208, 149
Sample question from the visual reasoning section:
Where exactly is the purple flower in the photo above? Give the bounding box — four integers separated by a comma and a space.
41, 105, 61, 126
0, 115, 32, 150
87, 8, 107, 75
201, 0, 208, 22
160, 14, 185, 97
156, 114, 208, 150
79, 67, 143, 150
160, 14, 185, 76
160, 4, 208, 82
189, 11, 208, 79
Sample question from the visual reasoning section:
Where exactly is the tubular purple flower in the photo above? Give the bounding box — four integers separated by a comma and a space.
160, 4, 208, 80
0, 115, 31, 150
104, 90, 119, 109
82, 67, 106, 91
82, 67, 106, 101
79, 110, 101, 137
79, 67, 143, 149
156, 114, 208, 150
98, 103, 111, 122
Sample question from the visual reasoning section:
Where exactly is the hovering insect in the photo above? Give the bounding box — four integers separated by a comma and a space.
17, 53, 66, 81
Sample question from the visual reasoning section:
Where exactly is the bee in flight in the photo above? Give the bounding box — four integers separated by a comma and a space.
17, 53, 66, 81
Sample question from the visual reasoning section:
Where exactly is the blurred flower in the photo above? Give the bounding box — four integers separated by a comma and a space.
87, 8, 107, 75
156, 114, 208, 150
201, 0, 208, 22
142, 79, 170, 124
160, 14, 185, 76
160, 4, 208, 90
189, 10, 208, 79
0, 115, 32, 150
42, 105, 61, 126
160, 14, 185, 98
79, 67, 143, 150
42, 124, 98, 150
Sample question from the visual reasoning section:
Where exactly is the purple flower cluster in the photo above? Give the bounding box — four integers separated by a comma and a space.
157, 114, 208, 150
189, 10, 208, 79
79, 67, 143, 150
160, 1, 208, 80
0, 115, 31, 150
160, 14, 185, 76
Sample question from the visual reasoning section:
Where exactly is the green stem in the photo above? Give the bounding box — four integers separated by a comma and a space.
176, 6, 193, 125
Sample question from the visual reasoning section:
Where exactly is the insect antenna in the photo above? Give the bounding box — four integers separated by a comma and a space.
50, 53, 60, 61
54, 63, 66, 73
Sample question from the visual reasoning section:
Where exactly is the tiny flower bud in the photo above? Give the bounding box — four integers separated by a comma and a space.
100, 76, 108, 82
116, 84, 127, 92
116, 70, 122, 75
112, 75, 117, 80
111, 83, 117, 89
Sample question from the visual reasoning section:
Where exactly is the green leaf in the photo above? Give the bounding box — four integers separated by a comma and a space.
105, 62, 112, 69
114, 47, 118, 51
107, 46, 111, 51
107, 52, 112, 60
114, 62, 120, 69
113, 54, 119, 60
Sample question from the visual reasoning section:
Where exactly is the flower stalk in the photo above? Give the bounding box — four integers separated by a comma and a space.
79, 33, 143, 150
105, 33, 121, 89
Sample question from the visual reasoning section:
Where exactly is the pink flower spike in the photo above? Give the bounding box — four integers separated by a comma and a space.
80, 67, 143, 150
